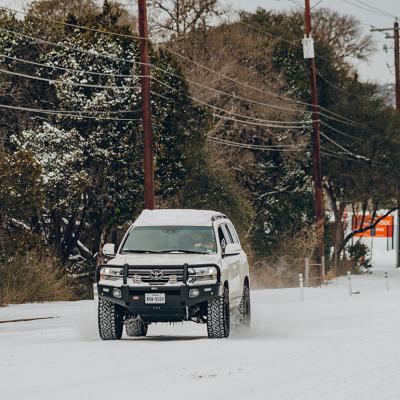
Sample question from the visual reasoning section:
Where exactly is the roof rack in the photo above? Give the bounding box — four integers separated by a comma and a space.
211, 214, 227, 222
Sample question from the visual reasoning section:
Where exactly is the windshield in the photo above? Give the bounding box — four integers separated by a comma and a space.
121, 226, 217, 254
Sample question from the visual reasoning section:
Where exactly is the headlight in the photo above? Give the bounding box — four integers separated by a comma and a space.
188, 266, 218, 284
100, 267, 123, 280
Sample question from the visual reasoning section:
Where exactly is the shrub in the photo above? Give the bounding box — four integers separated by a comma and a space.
0, 250, 74, 306
250, 225, 319, 288
347, 240, 372, 272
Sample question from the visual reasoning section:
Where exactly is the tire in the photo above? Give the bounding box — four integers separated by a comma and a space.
207, 285, 230, 339
98, 297, 124, 340
235, 283, 251, 329
125, 317, 148, 337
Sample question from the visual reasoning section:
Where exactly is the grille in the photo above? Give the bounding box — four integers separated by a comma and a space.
128, 268, 186, 285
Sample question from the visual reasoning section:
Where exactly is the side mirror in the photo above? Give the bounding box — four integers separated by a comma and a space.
224, 243, 241, 256
103, 243, 116, 258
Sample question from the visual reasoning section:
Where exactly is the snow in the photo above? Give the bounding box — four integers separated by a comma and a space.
1, 268, 399, 400
135, 209, 226, 226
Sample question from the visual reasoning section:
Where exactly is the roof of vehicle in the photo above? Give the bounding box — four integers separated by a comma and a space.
134, 209, 227, 227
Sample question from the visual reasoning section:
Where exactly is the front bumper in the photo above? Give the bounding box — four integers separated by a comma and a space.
97, 283, 221, 322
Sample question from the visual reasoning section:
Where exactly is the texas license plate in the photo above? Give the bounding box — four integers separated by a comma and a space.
145, 293, 165, 304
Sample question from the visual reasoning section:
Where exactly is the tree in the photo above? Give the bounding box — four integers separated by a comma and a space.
240, 7, 400, 267
0, 1, 208, 267
147, 0, 224, 39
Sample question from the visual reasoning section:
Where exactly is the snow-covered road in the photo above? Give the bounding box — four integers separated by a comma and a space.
1, 269, 399, 400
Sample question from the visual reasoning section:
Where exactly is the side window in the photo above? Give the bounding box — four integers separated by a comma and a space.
217, 226, 228, 251
226, 223, 240, 244
223, 224, 234, 244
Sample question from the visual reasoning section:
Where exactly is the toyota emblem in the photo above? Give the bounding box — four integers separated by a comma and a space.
149, 269, 164, 280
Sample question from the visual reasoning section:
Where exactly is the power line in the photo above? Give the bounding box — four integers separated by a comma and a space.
0, 5, 146, 40
0, 6, 362, 128
238, 21, 301, 47
0, 25, 312, 126
0, 30, 357, 128
339, 0, 397, 19
321, 150, 355, 161
0, 26, 145, 67
0, 64, 311, 129
351, 0, 397, 19
210, 113, 310, 129
317, 70, 353, 97
320, 131, 368, 160
208, 136, 307, 152
0, 53, 146, 79
188, 94, 311, 128
0, 67, 142, 91
0, 103, 143, 121
156, 43, 359, 125
0, 6, 358, 126
2, 49, 312, 120
320, 120, 362, 141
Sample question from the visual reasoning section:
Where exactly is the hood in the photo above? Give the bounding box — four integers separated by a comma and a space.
107, 252, 221, 267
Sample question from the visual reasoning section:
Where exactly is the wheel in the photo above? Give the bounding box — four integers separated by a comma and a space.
235, 283, 251, 329
125, 317, 148, 337
98, 297, 124, 340
207, 285, 230, 339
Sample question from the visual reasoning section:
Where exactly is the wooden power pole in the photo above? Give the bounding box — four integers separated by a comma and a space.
303, 0, 325, 262
138, 0, 155, 210
371, 21, 400, 267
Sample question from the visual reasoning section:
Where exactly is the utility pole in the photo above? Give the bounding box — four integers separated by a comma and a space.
371, 21, 400, 267
138, 0, 155, 210
303, 0, 325, 263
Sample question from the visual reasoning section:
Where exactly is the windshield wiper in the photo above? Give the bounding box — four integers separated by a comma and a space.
121, 250, 161, 254
158, 249, 207, 254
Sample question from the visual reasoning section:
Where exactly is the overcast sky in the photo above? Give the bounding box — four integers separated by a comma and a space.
2, 0, 399, 84
227, 0, 399, 84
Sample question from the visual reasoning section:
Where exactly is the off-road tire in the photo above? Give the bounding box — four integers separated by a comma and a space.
235, 284, 251, 328
98, 297, 124, 340
125, 317, 148, 337
207, 286, 230, 339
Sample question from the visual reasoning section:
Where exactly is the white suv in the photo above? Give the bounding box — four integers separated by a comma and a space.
95, 209, 251, 339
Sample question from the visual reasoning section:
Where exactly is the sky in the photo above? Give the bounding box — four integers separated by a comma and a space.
1, 0, 399, 84
227, 0, 399, 84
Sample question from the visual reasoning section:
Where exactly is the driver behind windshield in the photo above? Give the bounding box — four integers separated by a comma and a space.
191, 230, 216, 253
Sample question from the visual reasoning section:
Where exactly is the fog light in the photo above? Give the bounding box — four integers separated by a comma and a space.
189, 288, 200, 298
113, 288, 122, 299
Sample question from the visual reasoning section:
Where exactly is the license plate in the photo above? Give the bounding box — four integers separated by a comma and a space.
145, 293, 165, 304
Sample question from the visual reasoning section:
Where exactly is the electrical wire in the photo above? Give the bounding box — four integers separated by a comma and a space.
0, 5, 146, 40
238, 21, 301, 47
320, 131, 368, 160
210, 113, 309, 129
0, 67, 141, 91
320, 120, 363, 141
0, 103, 143, 121
0, 25, 314, 126
0, 53, 146, 79
317, 70, 352, 97
188, 95, 311, 128
0, 26, 146, 67
208, 136, 307, 152
351, 0, 397, 19
0, 65, 311, 129
0, 7, 361, 127
339, 0, 397, 19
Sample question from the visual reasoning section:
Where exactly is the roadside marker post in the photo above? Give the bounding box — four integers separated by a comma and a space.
347, 271, 352, 296
305, 257, 310, 287
385, 271, 389, 291
299, 273, 304, 302
321, 256, 326, 283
